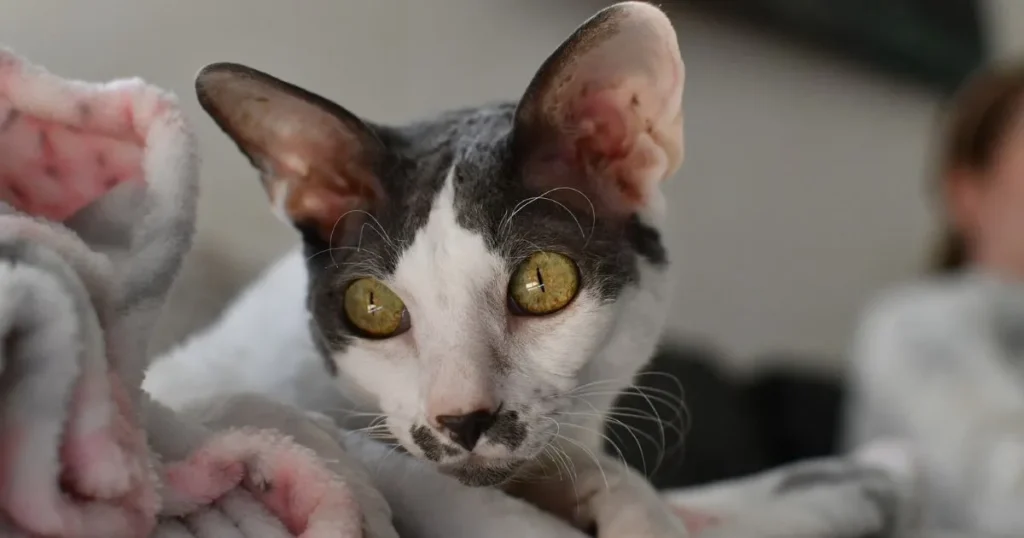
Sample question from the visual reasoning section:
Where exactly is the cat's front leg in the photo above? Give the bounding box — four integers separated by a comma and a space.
580, 458, 691, 538
663, 440, 921, 538
510, 450, 689, 537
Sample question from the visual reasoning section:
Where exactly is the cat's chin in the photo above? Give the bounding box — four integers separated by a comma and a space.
439, 457, 525, 487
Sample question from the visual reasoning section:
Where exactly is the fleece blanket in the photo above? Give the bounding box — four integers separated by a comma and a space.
0, 46, 397, 538
0, 45, 980, 538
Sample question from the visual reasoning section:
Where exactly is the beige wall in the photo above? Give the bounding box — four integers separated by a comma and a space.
2, 1, 1015, 370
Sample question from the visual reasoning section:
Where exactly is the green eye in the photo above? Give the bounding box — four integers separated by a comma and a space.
343, 278, 410, 338
508, 251, 580, 316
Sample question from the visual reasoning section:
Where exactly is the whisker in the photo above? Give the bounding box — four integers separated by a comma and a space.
564, 379, 691, 476
569, 379, 684, 403
554, 432, 608, 491
569, 400, 670, 475
569, 371, 685, 393
605, 415, 664, 474
324, 208, 394, 265
538, 445, 570, 482
569, 389, 687, 424
604, 390, 671, 471
555, 421, 633, 475
557, 411, 658, 476
349, 424, 391, 435
318, 406, 388, 420
541, 417, 580, 495
500, 187, 596, 248
605, 409, 689, 464
374, 443, 404, 476
330, 410, 387, 419
359, 209, 400, 251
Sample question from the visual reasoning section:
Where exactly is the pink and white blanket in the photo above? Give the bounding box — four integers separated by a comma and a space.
0, 47, 394, 538
0, 45, 964, 538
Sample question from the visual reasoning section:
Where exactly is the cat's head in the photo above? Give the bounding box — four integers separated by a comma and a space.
195, 2, 684, 486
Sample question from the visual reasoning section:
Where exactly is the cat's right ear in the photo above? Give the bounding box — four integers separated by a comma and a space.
195, 63, 384, 243
512, 2, 684, 218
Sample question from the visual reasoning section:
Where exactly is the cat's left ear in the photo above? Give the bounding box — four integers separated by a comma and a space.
513, 2, 684, 218
195, 63, 385, 243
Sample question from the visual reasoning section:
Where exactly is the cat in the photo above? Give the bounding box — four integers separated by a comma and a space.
144, 2, 923, 537
157, 2, 685, 535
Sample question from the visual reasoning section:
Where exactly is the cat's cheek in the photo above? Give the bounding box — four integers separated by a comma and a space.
511, 290, 616, 380
382, 415, 417, 453
333, 342, 422, 420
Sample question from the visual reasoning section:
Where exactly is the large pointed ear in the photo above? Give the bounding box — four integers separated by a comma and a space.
195, 63, 384, 243
513, 2, 684, 218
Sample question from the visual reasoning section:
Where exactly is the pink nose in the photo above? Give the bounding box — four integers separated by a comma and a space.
435, 409, 498, 450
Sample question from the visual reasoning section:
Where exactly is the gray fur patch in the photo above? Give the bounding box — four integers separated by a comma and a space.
487, 409, 527, 451
410, 425, 461, 461
308, 319, 337, 376
306, 103, 667, 354
774, 463, 901, 538
410, 425, 444, 462
774, 464, 887, 494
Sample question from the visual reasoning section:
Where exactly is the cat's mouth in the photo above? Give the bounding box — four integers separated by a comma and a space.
402, 424, 531, 486
439, 456, 526, 487
400, 420, 535, 486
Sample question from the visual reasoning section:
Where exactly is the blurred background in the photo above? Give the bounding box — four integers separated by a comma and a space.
0, 0, 1007, 373
3, 0, 1021, 491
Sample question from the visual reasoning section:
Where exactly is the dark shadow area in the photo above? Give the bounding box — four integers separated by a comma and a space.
606, 342, 846, 489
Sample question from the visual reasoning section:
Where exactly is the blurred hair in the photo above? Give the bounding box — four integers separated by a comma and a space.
930, 62, 1024, 273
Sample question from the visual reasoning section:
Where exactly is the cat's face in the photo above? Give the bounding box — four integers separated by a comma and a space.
299, 110, 675, 485
195, 2, 684, 486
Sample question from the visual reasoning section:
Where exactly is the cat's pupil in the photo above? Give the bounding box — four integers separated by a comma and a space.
532, 264, 548, 291
368, 291, 380, 315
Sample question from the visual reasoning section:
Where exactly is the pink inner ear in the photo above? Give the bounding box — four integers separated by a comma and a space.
0, 66, 146, 222
524, 4, 685, 217
572, 87, 637, 160
554, 84, 666, 214
571, 88, 632, 160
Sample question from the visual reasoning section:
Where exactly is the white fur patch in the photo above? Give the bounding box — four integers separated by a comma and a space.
335, 168, 509, 452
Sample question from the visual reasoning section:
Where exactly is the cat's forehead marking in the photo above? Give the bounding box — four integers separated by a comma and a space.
391, 165, 500, 314
363, 103, 515, 263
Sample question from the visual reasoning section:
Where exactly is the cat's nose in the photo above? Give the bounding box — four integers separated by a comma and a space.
435, 409, 498, 451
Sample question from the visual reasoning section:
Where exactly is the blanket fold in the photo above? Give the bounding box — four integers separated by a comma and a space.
0, 46, 386, 538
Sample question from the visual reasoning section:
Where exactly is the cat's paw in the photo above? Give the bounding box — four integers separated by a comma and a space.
851, 438, 923, 533
671, 505, 720, 536
595, 498, 690, 538
163, 428, 365, 538
584, 472, 690, 537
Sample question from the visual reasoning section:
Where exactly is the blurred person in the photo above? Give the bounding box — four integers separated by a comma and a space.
845, 61, 1024, 534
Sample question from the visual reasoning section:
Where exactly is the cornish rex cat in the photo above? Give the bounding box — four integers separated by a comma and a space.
145, 3, 919, 537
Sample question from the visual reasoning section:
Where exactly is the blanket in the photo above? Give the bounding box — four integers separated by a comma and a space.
0, 44, 976, 538
0, 46, 394, 538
